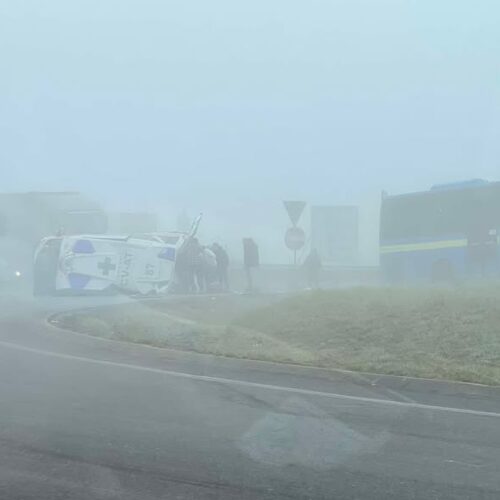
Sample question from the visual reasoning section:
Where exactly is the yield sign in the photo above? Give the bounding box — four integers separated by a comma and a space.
283, 200, 306, 227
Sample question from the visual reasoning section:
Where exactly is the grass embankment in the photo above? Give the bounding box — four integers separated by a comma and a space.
56, 287, 500, 385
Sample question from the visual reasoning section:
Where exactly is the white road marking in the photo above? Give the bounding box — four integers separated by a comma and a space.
341, 370, 416, 404
1, 339, 500, 419
445, 459, 484, 468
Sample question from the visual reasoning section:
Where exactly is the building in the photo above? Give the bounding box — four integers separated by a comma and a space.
0, 191, 108, 278
0, 191, 107, 244
310, 205, 359, 265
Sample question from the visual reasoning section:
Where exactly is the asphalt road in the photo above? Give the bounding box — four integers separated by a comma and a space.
1, 291, 500, 499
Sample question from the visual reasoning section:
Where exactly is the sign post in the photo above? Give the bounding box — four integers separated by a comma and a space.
283, 201, 306, 265
285, 227, 306, 264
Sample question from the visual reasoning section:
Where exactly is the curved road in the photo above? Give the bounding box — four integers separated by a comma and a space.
1, 291, 500, 499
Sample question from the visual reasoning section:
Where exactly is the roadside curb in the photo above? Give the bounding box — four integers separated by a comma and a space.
47, 301, 500, 394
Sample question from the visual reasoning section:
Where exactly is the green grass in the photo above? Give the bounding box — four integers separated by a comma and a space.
56, 286, 500, 385
235, 287, 500, 384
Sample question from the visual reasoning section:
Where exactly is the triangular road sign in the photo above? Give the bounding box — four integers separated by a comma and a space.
283, 200, 306, 226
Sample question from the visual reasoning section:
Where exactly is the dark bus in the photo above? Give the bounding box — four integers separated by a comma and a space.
380, 180, 500, 283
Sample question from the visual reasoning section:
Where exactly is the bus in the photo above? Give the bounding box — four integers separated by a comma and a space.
380, 180, 500, 283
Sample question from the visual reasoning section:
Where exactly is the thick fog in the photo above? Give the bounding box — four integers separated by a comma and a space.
1, 0, 499, 263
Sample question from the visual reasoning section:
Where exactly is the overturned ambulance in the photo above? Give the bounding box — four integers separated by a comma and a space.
33, 216, 201, 296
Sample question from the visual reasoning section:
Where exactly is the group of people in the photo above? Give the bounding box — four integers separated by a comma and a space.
175, 238, 230, 294
175, 239, 322, 293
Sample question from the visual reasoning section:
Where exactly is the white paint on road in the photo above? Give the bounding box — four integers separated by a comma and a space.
1, 339, 500, 419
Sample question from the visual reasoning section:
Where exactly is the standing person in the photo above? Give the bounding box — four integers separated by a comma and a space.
202, 246, 217, 291
242, 238, 259, 293
194, 241, 205, 293
212, 243, 230, 291
303, 248, 322, 289
173, 245, 189, 293
185, 238, 204, 293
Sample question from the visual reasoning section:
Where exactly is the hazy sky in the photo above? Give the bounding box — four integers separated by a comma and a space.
1, 1, 499, 261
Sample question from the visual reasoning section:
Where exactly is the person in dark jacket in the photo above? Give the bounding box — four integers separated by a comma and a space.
212, 243, 230, 291
201, 246, 217, 290
174, 242, 192, 293
184, 238, 204, 293
303, 249, 322, 289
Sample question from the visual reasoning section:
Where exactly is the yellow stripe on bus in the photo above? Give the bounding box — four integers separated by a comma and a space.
380, 239, 468, 254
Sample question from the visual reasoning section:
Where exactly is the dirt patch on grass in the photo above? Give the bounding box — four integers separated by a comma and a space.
56, 287, 500, 385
